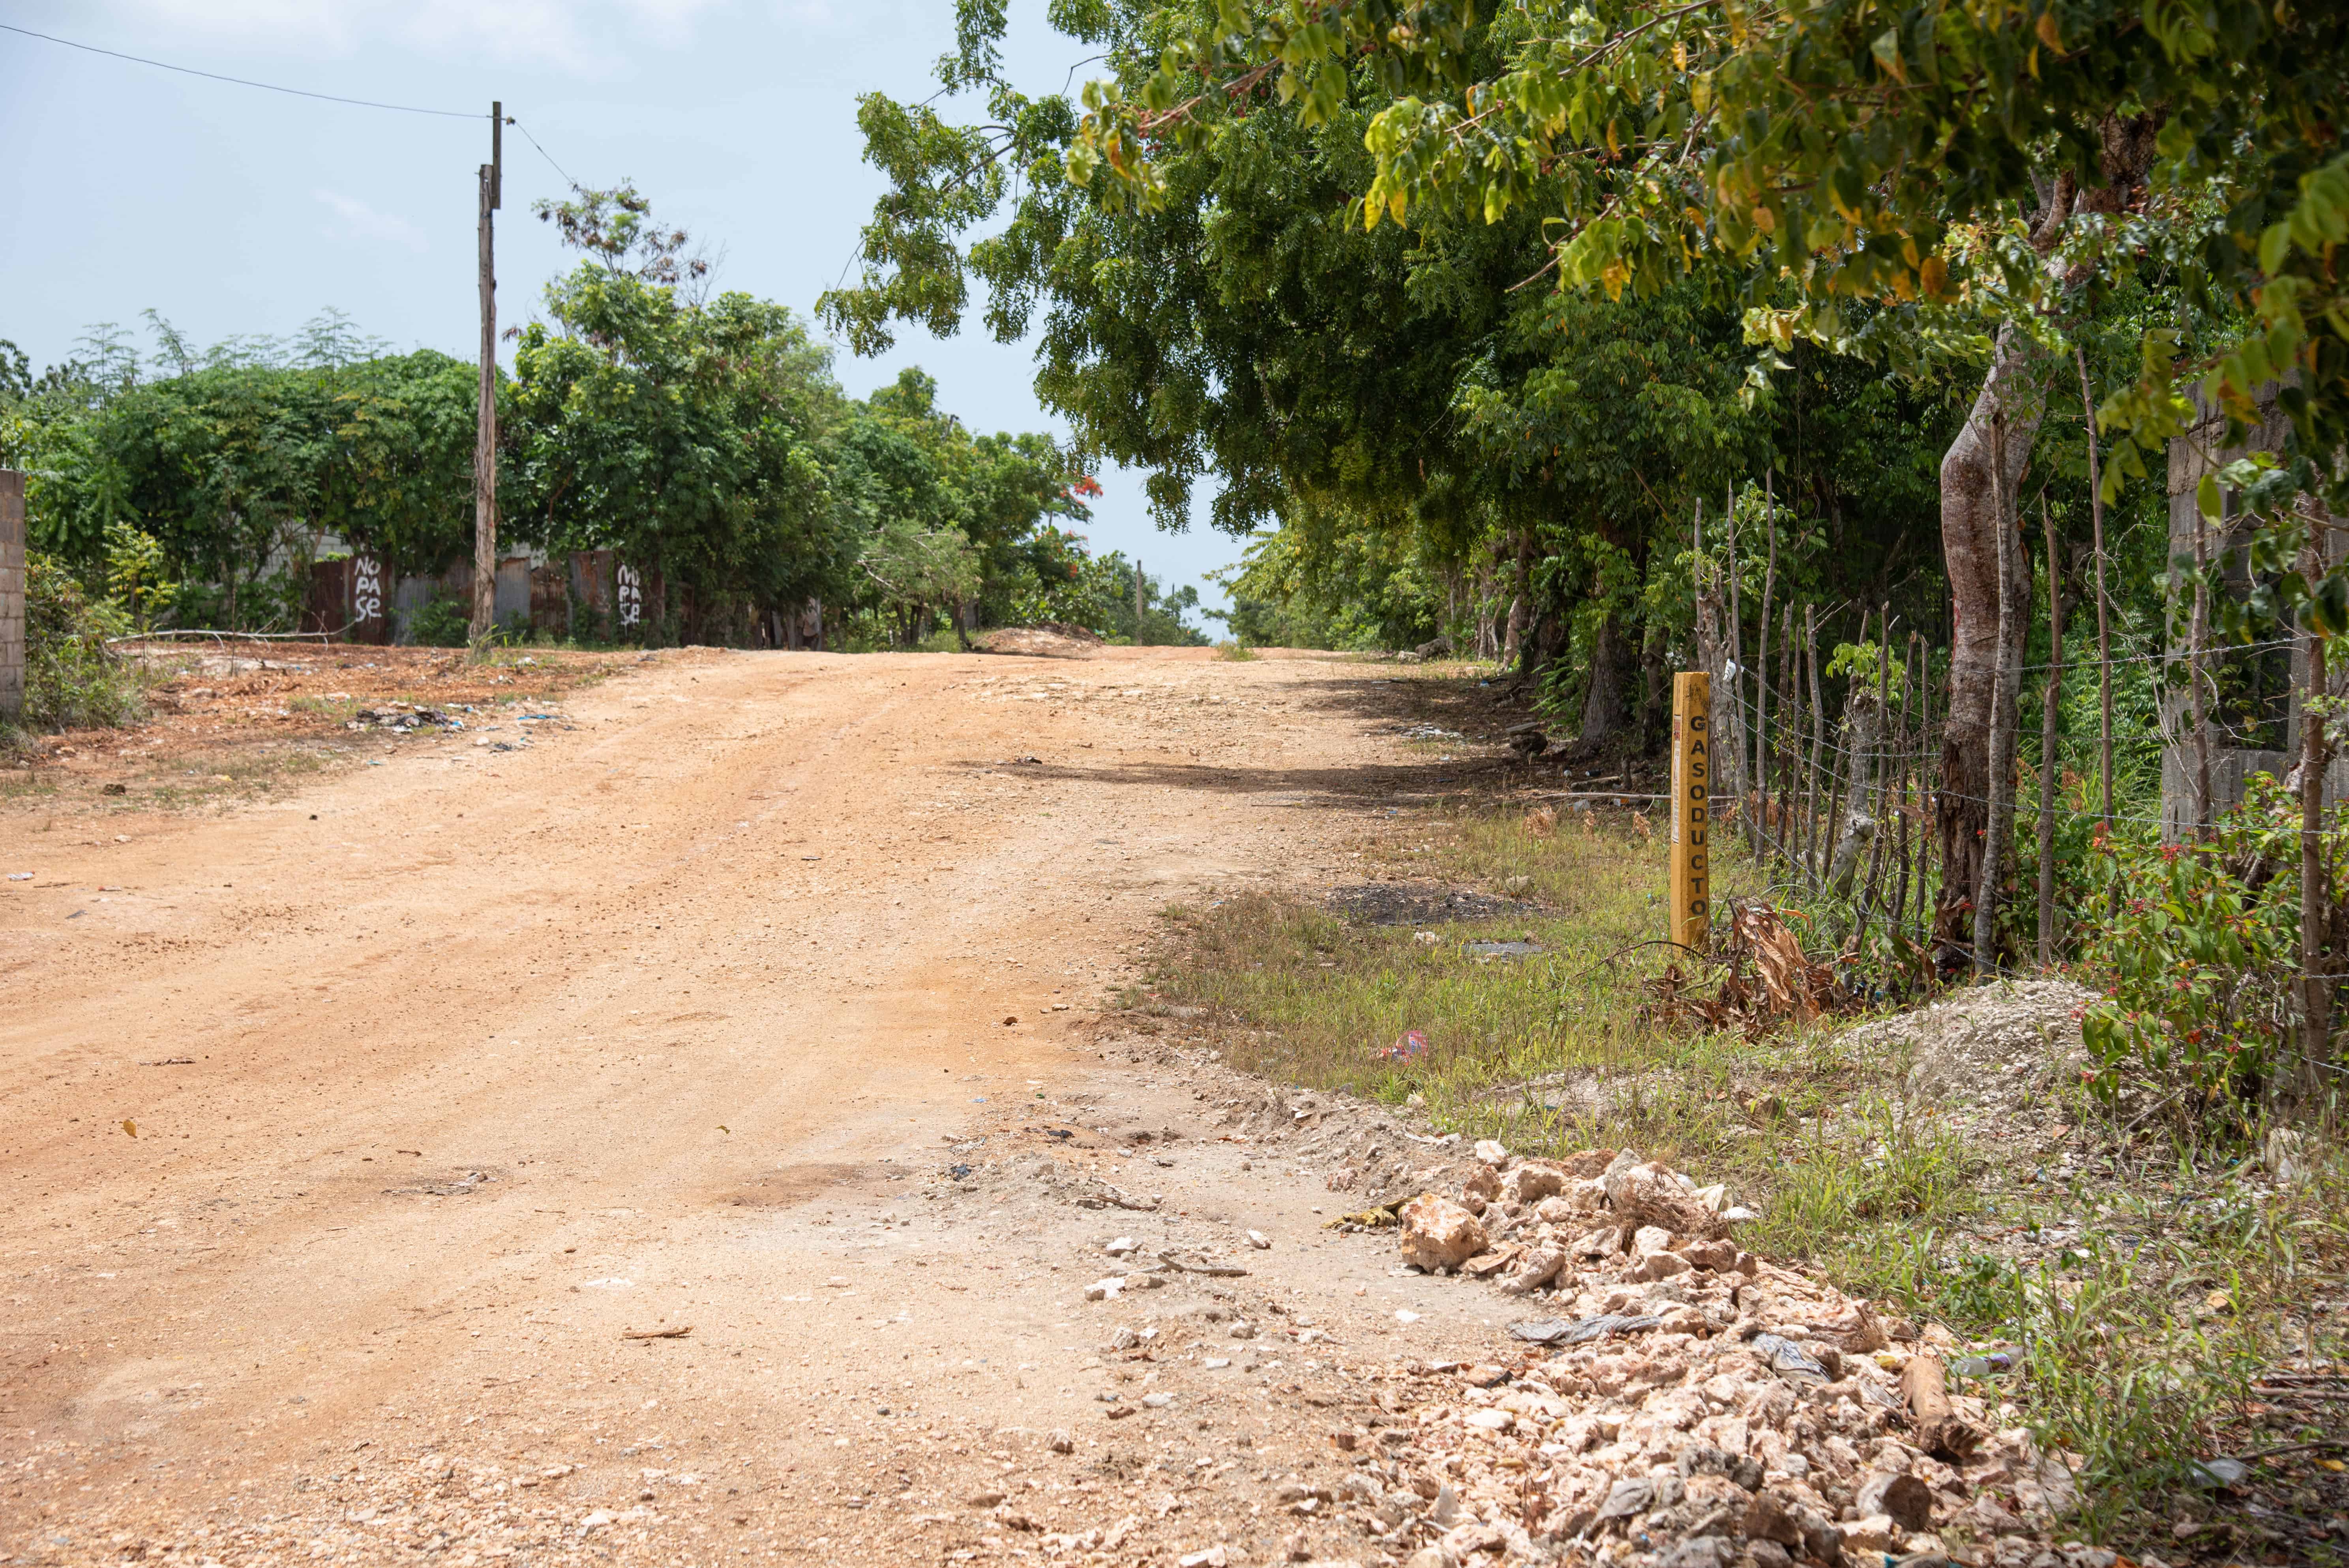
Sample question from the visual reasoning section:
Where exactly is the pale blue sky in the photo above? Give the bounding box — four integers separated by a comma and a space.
0, 0, 1244, 613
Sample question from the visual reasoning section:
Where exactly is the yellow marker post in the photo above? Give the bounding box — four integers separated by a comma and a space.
1670, 672, 1712, 952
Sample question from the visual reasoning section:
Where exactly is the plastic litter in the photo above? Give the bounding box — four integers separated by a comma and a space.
2188, 1457, 2248, 1489
1382, 1029, 1430, 1061
1505, 1312, 1663, 1345
1749, 1332, 1830, 1383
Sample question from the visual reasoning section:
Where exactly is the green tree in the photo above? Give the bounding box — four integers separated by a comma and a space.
1087, 0, 2349, 950
508, 258, 844, 641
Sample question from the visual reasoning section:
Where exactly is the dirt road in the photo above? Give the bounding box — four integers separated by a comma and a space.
1, 647, 1501, 1567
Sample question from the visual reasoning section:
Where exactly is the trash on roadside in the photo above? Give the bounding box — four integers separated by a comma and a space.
1505, 1312, 1662, 1346
1382, 1029, 1430, 1061
1749, 1332, 1830, 1383
1464, 940, 1540, 961
2187, 1457, 2248, 1489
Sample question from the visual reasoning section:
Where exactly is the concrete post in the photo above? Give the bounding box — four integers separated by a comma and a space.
0, 470, 24, 724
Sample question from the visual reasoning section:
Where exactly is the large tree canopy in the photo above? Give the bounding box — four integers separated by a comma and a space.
821, 0, 1968, 747
1082, 0, 2349, 500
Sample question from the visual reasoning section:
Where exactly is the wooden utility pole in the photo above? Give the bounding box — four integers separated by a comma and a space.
1134, 558, 1145, 641
470, 101, 503, 650
0, 470, 23, 725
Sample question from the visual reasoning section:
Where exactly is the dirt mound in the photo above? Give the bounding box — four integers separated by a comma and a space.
1843, 978, 2097, 1114
973, 622, 1108, 658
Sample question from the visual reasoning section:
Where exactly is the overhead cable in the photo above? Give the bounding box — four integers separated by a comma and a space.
0, 21, 481, 118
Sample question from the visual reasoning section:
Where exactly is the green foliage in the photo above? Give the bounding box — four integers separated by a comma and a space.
0, 180, 1120, 650
1085, 0, 2349, 667
102, 520, 177, 629
16, 552, 142, 732
2076, 776, 2325, 1115
405, 592, 473, 650
855, 518, 982, 645
531, 180, 710, 290
1007, 548, 1210, 646
824, 366, 1099, 644
1208, 520, 1443, 651
825, 0, 1986, 712
2, 321, 486, 629
1824, 640, 1907, 701
508, 260, 844, 622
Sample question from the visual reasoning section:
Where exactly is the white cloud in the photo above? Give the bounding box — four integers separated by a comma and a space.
314, 189, 428, 253
99, 0, 733, 74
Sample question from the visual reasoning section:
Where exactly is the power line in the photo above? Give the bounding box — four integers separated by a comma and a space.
0, 21, 480, 119
510, 119, 576, 189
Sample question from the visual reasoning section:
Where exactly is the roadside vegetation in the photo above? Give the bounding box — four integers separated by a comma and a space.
0, 188, 1214, 668
4, 551, 146, 752
1142, 674, 2348, 1561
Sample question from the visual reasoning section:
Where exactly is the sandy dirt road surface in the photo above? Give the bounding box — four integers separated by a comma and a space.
2, 648, 1504, 1567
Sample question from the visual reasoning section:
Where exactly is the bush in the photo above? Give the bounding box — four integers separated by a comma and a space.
405, 592, 471, 648
2076, 774, 2336, 1118
18, 551, 143, 731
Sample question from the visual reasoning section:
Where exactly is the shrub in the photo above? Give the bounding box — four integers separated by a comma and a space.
19, 551, 143, 731
2076, 774, 2334, 1116
405, 592, 471, 648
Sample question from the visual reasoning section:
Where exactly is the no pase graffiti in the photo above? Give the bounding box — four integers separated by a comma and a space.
1670, 671, 1711, 951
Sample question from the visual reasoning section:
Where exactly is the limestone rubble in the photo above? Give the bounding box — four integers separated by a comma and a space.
1378, 1142, 2124, 1568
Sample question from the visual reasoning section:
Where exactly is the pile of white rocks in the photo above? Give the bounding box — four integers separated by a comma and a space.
1380, 1143, 2130, 1568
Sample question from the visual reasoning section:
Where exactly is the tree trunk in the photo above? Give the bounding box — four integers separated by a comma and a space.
1502, 528, 1532, 670
1837, 626, 1885, 843
1578, 612, 1636, 752
2190, 499, 2214, 839
1936, 324, 2045, 965
1637, 618, 1668, 756
1804, 604, 1825, 879
1972, 412, 2030, 972
1752, 494, 1777, 866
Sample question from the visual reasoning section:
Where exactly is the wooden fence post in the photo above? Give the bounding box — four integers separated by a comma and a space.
0, 470, 22, 724
1672, 671, 1714, 952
